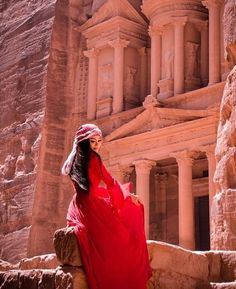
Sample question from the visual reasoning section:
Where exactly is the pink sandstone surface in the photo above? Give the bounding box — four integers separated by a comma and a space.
0, 0, 236, 276
212, 0, 236, 250
0, 0, 56, 263
2, 235, 236, 289
0, 0, 91, 263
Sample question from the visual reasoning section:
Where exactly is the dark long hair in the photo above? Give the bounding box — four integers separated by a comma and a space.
69, 139, 90, 193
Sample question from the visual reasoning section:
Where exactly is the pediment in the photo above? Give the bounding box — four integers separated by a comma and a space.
78, 0, 147, 32
105, 106, 217, 142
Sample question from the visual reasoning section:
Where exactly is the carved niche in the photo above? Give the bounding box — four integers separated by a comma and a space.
124, 65, 139, 109
185, 41, 201, 91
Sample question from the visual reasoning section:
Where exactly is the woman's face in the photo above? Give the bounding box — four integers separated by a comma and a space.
89, 135, 103, 153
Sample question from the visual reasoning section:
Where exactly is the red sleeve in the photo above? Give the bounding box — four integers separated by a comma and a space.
88, 152, 124, 210
101, 163, 125, 210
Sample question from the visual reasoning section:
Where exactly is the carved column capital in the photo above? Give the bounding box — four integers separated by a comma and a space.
109, 163, 134, 182
108, 38, 130, 49
122, 165, 134, 182
83, 48, 99, 58
172, 150, 195, 166
148, 25, 163, 37
202, 0, 223, 9
138, 47, 146, 56
200, 144, 216, 159
133, 159, 156, 174
198, 20, 209, 31
173, 16, 188, 27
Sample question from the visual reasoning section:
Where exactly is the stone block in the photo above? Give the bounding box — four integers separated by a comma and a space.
38, 270, 56, 289
219, 251, 236, 282
53, 227, 82, 267
0, 271, 19, 289
0, 259, 16, 271
18, 269, 41, 289
19, 254, 60, 270
59, 266, 89, 289
204, 252, 221, 282
147, 241, 209, 281
55, 268, 74, 289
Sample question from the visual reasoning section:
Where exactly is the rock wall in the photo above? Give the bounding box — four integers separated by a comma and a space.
27, 0, 91, 258
0, 0, 56, 263
212, 0, 236, 250
0, 0, 91, 263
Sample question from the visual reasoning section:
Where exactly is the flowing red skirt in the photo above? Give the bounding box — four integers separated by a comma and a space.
67, 184, 152, 289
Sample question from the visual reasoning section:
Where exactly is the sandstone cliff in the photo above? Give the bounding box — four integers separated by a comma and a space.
0, 0, 56, 263
0, 0, 91, 263
212, 0, 236, 250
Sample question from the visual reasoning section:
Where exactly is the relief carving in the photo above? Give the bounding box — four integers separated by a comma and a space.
185, 42, 200, 79
124, 66, 137, 97
164, 50, 174, 79
100, 63, 112, 98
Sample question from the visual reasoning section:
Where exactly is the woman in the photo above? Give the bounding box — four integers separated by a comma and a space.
62, 123, 152, 289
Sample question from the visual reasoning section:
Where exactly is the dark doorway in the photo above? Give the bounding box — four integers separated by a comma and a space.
195, 195, 210, 250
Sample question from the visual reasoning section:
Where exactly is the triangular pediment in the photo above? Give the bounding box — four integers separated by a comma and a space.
105, 107, 217, 142
79, 0, 147, 32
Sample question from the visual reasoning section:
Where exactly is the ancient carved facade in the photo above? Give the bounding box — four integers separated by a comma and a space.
77, 0, 226, 251
0, 0, 234, 263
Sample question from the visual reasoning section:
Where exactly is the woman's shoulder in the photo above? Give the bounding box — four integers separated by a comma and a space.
89, 150, 102, 164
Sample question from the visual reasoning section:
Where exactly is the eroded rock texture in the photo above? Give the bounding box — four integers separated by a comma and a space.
0, 0, 56, 263
212, 0, 236, 250
0, 0, 91, 263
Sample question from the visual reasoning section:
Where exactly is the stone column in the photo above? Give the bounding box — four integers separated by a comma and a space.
138, 47, 147, 102
204, 145, 216, 213
202, 0, 222, 84
84, 48, 99, 120
200, 21, 209, 86
109, 38, 129, 114
174, 17, 187, 95
133, 159, 156, 238
175, 151, 195, 250
149, 26, 161, 97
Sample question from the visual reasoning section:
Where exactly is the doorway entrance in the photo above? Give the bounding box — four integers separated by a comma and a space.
195, 195, 210, 250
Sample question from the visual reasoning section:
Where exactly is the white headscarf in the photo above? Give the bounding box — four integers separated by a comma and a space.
61, 124, 102, 175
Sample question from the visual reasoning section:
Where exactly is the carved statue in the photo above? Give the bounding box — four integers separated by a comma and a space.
185, 42, 199, 79
124, 66, 137, 97
164, 50, 174, 79
100, 63, 112, 97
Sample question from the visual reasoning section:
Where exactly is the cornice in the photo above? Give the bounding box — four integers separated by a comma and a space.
160, 82, 225, 107
77, 0, 147, 33
103, 115, 219, 165
142, 0, 208, 19
81, 16, 148, 48
105, 106, 217, 142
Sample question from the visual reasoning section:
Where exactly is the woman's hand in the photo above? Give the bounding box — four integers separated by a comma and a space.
130, 194, 141, 205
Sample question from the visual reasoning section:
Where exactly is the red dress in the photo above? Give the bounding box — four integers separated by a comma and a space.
67, 151, 152, 289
